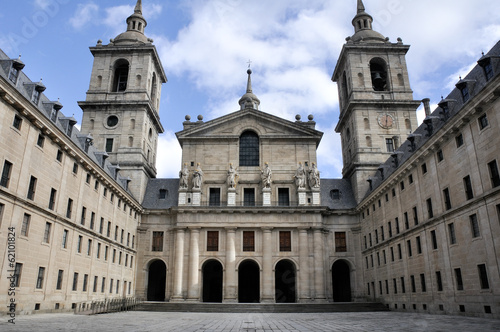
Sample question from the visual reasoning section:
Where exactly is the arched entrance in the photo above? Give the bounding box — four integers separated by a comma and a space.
275, 260, 296, 303
147, 260, 166, 301
238, 260, 260, 303
332, 260, 352, 302
202, 260, 223, 303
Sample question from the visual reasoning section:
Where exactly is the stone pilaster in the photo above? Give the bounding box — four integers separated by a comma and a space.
298, 227, 311, 302
171, 228, 185, 301
224, 228, 237, 302
313, 228, 326, 301
187, 228, 200, 301
261, 227, 274, 303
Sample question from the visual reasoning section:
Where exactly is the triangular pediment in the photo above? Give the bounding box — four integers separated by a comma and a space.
176, 109, 323, 144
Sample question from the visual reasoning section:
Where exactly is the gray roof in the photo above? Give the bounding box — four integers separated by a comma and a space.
365, 40, 500, 197
0, 49, 134, 198
142, 179, 179, 209
321, 179, 357, 210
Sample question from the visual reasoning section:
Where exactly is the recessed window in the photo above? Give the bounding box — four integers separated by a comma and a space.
443, 188, 451, 210
330, 189, 340, 200
239, 131, 259, 167
437, 150, 444, 162
436, 271, 443, 291
454, 268, 464, 290
243, 231, 255, 252
12, 115, 22, 130
66, 198, 73, 219
448, 223, 457, 245
113, 60, 129, 92
32, 89, 41, 105
107, 116, 119, 127
1, 160, 13, 188
416, 236, 422, 254
9, 65, 20, 84
36, 267, 46, 289
430, 230, 438, 250
37, 134, 45, 148
209, 188, 221, 206
470, 214, 480, 238
244, 188, 255, 206
386, 138, 394, 152
278, 188, 290, 206
335, 232, 347, 252
408, 174, 413, 184
43, 222, 52, 243
21, 213, 30, 236
400, 181, 405, 191
83, 274, 89, 292
105, 138, 114, 153
479, 57, 494, 80
81, 206, 86, 226
56, 270, 63, 290
463, 175, 474, 200
56, 149, 63, 162
407, 240, 412, 257
478, 264, 490, 289
279, 231, 292, 252
426, 198, 433, 219
421, 163, 427, 174
455, 133, 464, 148
458, 84, 470, 102
27, 176, 37, 200
207, 231, 219, 251
159, 189, 168, 199
370, 58, 388, 91
62, 229, 68, 249
488, 160, 500, 188
478, 114, 489, 130
72, 272, 79, 291
420, 274, 426, 292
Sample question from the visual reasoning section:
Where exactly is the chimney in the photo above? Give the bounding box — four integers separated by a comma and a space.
422, 98, 431, 117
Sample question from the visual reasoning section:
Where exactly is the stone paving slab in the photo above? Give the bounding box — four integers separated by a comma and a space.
2, 311, 500, 331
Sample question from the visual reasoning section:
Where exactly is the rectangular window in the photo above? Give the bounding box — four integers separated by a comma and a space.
107, 222, 111, 237
411, 275, 416, 292
385, 280, 389, 294
409, 174, 414, 184
392, 188, 396, 197
208, 188, 221, 206
413, 207, 419, 225
72, 162, 78, 174
112, 249, 116, 263
421, 163, 427, 174
443, 188, 451, 210
83, 274, 88, 292
62, 229, 68, 249
121, 229, 124, 243
86, 173, 91, 184
420, 274, 426, 292
95, 180, 99, 191
105, 246, 108, 261
436, 271, 443, 291
90, 212, 95, 230
470, 214, 480, 238
381, 226, 385, 241
397, 243, 402, 259
488, 161, 500, 188
400, 181, 405, 191
375, 230, 378, 244
152, 231, 164, 252
456, 133, 464, 147
478, 264, 490, 289
56, 149, 63, 162
81, 207, 86, 225
207, 231, 219, 251
404, 212, 409, 230
36, 267, 45, 289
437, 150, 444, 162
244, 188, 255, 206
335, 232, 347, 252
119, 252, 122, 265
21, 213, 30, 236
37, 134, 45, 148
97, 243, 101, 259
377, 252, 380, 266
27, 176, 37, 200
13, 263, 22, 287
416, 236, 422, 254
390, 247, 394, 262
395, 218, 400, 234
478, 114, 489, 130
87, 239, 92, 256
1, 160, 13, 188
99, 218, 104, 234
448, 223, 456, 245
243, 231, 255, 252
72, 272, 79, 291
103, 188, 107, 197
426, 198, 433, 219
93, 276, 98, 293
464, 175, 474, 200
43, 222, 51, 243
9, 66, 19, 83
12, 115, 22, 130
455, 268, 464, 290
401, 277, 406, 293
407, 240, 412, 257
0, 203, 3, 226
383, 250, 386, 264
116, 280, 120, 294
115, 226, 118, 241
393, 279, 398, 294
66, 198, 73, 219
278, 188, 290, 206
279, 231, 292, 252
56, 270, 64, 290
48, 188, 57, 210
77, 235, 82, 253
159, 189, 167, 199
386, 138, 394, 152
388, 222, 392, 238
105, 138, 114, 153
127, 233, 130, 247
430, 230, 438, 250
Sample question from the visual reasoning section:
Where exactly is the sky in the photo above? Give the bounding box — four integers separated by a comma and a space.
1, 0, 500, 179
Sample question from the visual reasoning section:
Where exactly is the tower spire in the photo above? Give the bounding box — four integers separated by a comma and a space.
134, 0, 142, 14
246, 69, 253, 93
357, 0, 365, 13
112, 0, 149, 45
350, 0, 386, 43
239, 69, 260, 110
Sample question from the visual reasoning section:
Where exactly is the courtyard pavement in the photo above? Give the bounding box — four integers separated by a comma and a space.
2, 311, 500, 331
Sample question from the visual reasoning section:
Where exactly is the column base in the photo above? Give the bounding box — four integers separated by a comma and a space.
185, 298, 200, 303
223, 299, 238, 304
170, 296, 185, 303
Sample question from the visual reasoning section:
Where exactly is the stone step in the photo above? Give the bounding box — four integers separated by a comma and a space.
135, 302, 389, 313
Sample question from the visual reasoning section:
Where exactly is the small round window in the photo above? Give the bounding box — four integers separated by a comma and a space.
107, 116, 119, 127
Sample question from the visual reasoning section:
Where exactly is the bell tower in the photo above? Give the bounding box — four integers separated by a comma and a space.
79, 0, 167, 200
332, 0, 421, 203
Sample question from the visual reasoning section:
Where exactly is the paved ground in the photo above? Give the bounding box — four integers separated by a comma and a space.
2, 311, 500, 331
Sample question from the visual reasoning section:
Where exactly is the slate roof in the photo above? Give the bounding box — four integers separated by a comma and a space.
142, 179, 179, 209
321, 179, 357, 210
364, 40, 500, 198
0, 49, 134, 198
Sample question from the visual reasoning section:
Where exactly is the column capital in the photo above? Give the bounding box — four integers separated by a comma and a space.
225, 227, 237, 232
174, 227, 187, 234
261, 227, 274, 232
188, 227, 201, 232
298, 227, 310, 232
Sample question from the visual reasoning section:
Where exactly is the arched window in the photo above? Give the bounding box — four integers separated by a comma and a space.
239, 131, 259, 166
113, 59, 129, 92
370, 58, 388, 92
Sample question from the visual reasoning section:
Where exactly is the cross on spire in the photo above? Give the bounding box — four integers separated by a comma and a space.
247, 59, 252, 69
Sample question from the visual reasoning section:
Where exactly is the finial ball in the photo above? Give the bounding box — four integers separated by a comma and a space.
247, 69, 252, 75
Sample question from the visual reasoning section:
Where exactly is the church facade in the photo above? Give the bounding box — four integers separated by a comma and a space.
0, 0, 499, 318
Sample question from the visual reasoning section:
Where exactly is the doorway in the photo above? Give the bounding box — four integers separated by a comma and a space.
275, 260, 296, 303
331, 260, 352, 302
147, 260, 166, 301
238, 260, 260, 303
202, 260, 223, 302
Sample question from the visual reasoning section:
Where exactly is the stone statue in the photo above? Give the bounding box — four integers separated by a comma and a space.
179, 163, 189, 189
308, 162, 320, 189
261, 162, 272, 189
192, 163, 204, 189
227, 163, 239, 189
294, 162, 306, 189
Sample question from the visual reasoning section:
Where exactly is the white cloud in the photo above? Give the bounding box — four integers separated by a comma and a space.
103, 3, 163, 37
69, 3, 99, 30
316, 122, 343, 179
34, 0, 51, 10
156, 131, 182, 178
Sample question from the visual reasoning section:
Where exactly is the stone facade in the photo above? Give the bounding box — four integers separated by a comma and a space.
0, 0, 499, 319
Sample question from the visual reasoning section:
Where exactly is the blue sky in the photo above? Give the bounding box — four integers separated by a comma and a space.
1, 0, 500, 179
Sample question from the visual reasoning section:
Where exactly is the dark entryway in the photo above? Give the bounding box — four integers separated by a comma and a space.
238, 260, 260, 303
332, 260, 352, 302
275, 260, 296, 303
202, 260, 223, 302
147, 260, 166, 301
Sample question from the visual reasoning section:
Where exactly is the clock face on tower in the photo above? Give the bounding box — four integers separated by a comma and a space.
378, 113, 395, 129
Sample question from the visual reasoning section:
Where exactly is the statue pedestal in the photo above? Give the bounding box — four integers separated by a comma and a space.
312, 188, 321, 206
192, 189, 201, 206
262, 188, 271, 206
227, 188, 236, 206
298, 188, 307, 206
178, 189, 187, 206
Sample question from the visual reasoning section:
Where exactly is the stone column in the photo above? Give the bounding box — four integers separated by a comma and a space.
187, 228, 200, 301
224, 228, 237, 302
313, 228, 326, 301
298, 228, 310, 302
262, 227, 274, 303
172, 228, 185, 301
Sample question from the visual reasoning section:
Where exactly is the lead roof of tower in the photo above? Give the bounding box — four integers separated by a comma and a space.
113, 0, 150, 45
351, 0, 386, 43
238, 69, 261, 110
